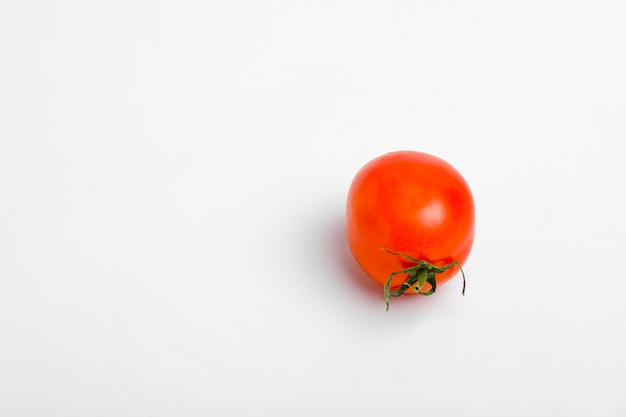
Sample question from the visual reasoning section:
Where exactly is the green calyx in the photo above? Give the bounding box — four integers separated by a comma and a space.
381, 248, 466, 311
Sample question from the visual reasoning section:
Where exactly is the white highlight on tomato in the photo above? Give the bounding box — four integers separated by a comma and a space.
418, 199, 446, 228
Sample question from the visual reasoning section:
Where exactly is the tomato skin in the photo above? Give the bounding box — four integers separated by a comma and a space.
346, 151, 475, 293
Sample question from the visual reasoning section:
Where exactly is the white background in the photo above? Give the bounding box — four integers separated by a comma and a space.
1, 1, 624, 416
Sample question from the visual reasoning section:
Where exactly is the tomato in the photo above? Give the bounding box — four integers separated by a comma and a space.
346, 151, 475, 309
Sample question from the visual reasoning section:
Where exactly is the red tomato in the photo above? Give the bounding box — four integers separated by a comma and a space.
346, 151, 475, 309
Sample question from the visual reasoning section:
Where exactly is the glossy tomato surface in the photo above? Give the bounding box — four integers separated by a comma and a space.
346, 151, 475, 293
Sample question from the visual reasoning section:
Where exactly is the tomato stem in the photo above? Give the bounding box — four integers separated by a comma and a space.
380, 248, 466, 311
